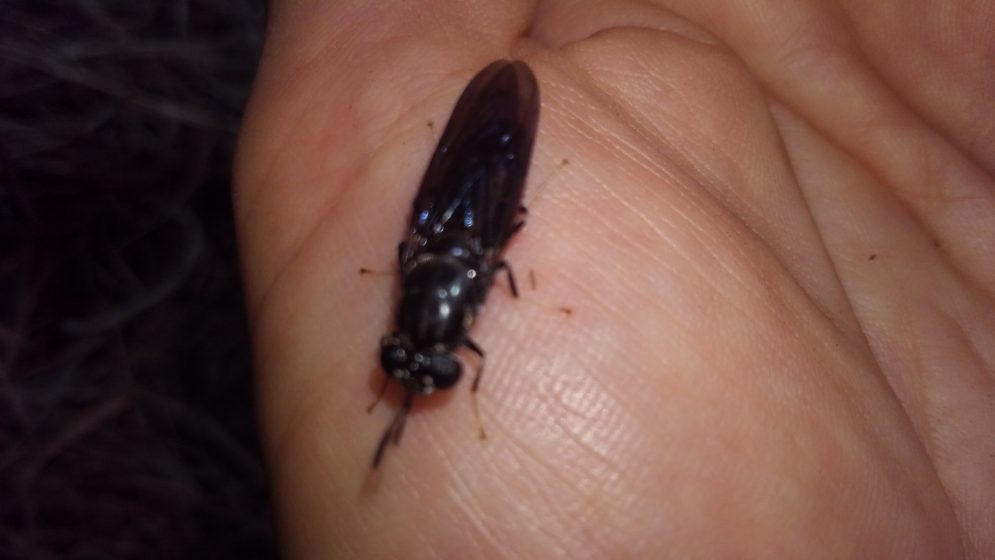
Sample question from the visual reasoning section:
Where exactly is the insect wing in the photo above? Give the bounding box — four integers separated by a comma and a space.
412, 60, 540, 248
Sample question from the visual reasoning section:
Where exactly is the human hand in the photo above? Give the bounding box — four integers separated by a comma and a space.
235, 2, 995, 557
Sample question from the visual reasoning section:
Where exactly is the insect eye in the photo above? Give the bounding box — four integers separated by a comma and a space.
380, 342, 409, 372
426, 353, 462, 389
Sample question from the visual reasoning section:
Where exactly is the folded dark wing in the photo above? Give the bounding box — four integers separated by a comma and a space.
411, 60, 539, 249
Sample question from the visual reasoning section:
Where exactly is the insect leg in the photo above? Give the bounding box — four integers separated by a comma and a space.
397, 242, 407, 266
494, 260, 519, 298
464, 337, 486, 387
366, 377, 390, 413
464, 338, 488, 440
499, 218, 525, 295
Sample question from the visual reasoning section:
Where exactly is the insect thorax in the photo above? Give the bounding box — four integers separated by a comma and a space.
397, 243, 486, 349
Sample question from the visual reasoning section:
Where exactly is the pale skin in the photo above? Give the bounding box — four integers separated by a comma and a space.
234, 1, 995, 558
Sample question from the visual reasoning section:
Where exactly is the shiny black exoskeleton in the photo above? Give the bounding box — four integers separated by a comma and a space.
372, 60, 539, 467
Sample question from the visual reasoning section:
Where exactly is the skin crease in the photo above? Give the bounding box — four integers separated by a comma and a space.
234, 1, 995, 558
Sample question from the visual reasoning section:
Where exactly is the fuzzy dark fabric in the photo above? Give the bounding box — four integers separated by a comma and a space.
1, 1, 276, 558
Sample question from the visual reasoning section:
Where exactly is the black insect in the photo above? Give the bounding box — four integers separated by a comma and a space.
371, 60, 540, 468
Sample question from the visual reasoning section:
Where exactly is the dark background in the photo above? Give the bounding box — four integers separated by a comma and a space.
1, 1, 276, 558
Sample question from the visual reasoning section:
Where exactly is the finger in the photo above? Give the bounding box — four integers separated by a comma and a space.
649, 0, 995, 297
776, 104, 995, 558
647, 1, 995, 552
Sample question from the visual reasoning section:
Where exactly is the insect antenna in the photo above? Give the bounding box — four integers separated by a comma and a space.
391, 390, 415, 445
371, 390, 415, 469
372, 422, 393, 469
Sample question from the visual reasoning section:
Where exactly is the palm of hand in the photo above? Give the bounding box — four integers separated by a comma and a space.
235, 2, 995, 558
